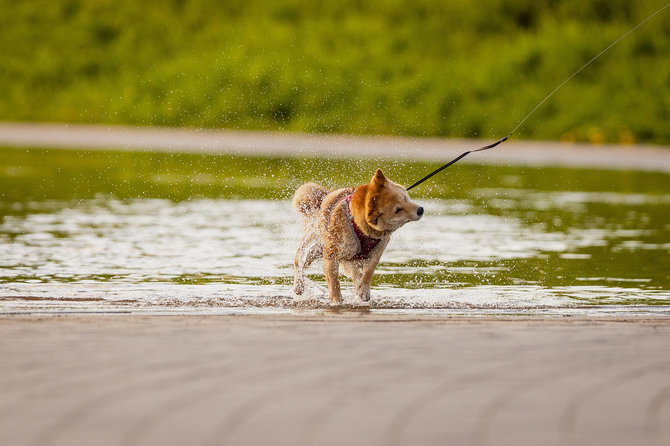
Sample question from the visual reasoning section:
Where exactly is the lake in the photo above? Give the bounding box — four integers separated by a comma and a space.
1, 147, 669, 316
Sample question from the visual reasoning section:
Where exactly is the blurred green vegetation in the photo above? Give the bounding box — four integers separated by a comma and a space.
1, 0, 669, 143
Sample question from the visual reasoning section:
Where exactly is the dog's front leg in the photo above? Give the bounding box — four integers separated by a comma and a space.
355, 241, 387, 302
356, 261, 378, 302
324, 257, 343, 304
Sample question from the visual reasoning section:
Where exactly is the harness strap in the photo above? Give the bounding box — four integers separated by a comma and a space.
342, 194, 380, 260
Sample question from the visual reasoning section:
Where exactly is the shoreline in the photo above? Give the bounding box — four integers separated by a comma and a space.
2, 121, 670, 172
5, 312, 670, 323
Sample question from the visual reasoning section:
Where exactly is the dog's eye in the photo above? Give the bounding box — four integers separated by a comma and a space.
395, 207, 402, 214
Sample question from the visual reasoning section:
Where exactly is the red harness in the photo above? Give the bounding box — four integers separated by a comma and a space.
342, 194, 380, 260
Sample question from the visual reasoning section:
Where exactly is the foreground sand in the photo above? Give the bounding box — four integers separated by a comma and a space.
1, 314, 670, 446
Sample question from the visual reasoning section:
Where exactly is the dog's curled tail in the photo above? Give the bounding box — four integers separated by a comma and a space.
293, 183, 330, 216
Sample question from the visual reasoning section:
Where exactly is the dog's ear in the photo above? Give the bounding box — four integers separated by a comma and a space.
366, 194, 382, 225
372, 169, 386, 187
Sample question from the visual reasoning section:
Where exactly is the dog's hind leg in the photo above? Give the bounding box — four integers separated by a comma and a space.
293, 232, 322, 295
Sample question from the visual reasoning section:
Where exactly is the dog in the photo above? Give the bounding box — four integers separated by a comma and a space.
293, 169, 423, 304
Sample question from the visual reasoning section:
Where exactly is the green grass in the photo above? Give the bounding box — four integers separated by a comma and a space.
1, 0, 669, 143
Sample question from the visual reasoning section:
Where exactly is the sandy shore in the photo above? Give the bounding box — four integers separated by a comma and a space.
2, 125, 670, 444
1, 121, 670, 172
2, 314, 670, 446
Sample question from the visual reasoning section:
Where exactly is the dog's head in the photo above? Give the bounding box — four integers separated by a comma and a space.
360, 169, 423, 232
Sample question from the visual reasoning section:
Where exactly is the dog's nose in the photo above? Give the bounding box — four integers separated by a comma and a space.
417, 206, 424, 216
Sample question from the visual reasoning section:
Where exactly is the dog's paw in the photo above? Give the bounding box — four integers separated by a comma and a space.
356, 288, 371, 302
342, 291, 371, 307
329, 292, 344, 305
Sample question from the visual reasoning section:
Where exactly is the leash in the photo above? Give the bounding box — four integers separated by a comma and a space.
406, 2, 670, 192
406, 136, 507, 191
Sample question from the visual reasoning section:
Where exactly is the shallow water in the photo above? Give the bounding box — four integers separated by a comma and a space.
1, 147, 669, 315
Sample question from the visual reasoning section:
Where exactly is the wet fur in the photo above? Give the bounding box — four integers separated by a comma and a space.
293, 169, 423, 304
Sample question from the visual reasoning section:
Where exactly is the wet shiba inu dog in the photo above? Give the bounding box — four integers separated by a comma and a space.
293, 169, 423, 304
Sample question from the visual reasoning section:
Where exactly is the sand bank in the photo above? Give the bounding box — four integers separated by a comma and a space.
2, 314, 669, 446
1, 121, 670, 172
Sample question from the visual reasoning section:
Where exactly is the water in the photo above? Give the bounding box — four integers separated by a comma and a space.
1, 147, 669, 315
